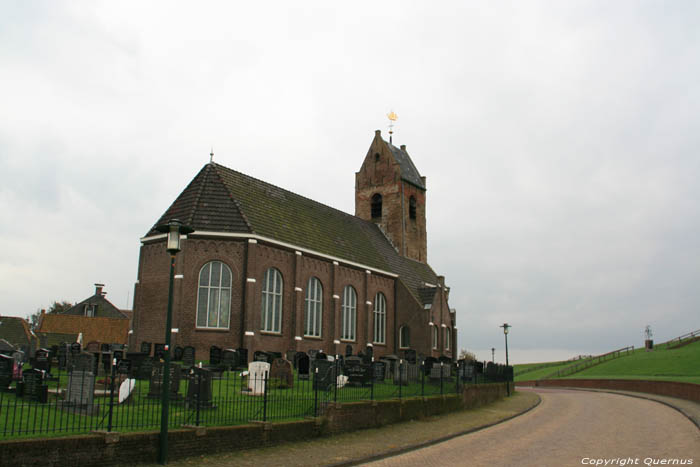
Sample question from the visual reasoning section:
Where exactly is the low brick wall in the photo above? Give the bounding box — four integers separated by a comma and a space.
1, 383, 510, 467
517, 379, 700, 402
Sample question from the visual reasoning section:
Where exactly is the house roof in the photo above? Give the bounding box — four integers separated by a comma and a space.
61, 293, 129, 319
38, 314, 130, 345
147, 161, 439, 305
0, 316, 34, 348
387, 143, 426, 190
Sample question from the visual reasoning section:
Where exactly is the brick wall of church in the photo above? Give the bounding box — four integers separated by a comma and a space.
132, 237, 398, 362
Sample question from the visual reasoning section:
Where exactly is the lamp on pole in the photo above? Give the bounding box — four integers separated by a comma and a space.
155, 219, 193, 465
500, 323, 511, 396
491, 347, 495, 362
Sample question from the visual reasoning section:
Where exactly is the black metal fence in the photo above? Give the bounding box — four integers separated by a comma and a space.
0, 358, 512, 439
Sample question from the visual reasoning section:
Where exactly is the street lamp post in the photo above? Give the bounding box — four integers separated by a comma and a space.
155, 219, 193, 465
491, 347, 495, 362
500, 323, 511, 396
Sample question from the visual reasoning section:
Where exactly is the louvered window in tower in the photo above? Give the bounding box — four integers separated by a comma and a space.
409, 196, 416, 220
371, 194, 382, 219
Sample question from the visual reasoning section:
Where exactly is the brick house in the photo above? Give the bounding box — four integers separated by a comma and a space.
131, 130, 457, 362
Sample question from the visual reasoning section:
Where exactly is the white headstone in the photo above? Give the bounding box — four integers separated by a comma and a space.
118, 378, 136, 403
248, 361, 270, 395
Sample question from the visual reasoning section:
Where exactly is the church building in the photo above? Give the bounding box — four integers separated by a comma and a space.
131, 130, 457, 362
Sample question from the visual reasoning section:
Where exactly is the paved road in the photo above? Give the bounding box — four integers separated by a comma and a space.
366, 388, 700, 467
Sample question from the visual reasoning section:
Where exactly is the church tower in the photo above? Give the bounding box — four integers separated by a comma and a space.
355, 130, 428, 263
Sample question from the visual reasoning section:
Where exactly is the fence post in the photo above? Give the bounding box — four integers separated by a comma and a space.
334, 357, 338, 404
263, 371, 268, 422
108, 358, 116, 432
370, 360, 374, 401
398, 360, 402, 400
421, 362, 425, 397
195, 370, 202, 427
313, 367, 319, 417
440, 362, 443, 395
455, 363, 459, 394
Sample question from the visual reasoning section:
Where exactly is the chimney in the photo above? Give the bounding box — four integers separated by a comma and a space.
375, 129, 381, 137
400, 144, 406, 151
437, 276, 445, 287
95, 283, 105, 296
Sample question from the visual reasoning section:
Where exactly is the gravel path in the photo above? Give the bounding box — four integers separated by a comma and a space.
366, 388, 700, 467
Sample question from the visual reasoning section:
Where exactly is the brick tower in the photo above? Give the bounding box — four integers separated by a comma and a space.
355, 130, 427, 263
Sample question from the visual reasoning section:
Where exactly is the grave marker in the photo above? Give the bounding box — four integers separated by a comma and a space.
247, 361, 269, 395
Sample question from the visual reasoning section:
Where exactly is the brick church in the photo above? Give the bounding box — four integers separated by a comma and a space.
131, 130, 457, 363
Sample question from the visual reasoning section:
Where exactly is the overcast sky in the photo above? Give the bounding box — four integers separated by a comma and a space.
2, 1, 699, 364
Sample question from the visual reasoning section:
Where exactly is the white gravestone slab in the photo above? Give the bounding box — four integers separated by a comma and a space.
119, 378, 136, 403
248, 361, 270, 395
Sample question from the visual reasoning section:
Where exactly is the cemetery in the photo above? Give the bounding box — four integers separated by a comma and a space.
0, 345, 512, 440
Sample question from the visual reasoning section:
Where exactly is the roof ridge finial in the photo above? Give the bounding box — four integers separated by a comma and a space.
210, 147, 214, 163
387, 111, 398, 144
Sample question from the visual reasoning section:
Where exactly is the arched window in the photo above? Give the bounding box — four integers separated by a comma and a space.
399, 325, 410, 349
196, 261, 232, 329
371, 193, 382, 219
341, 285, 357, 341
261, 268, 283, 333
409, 196, 417, 220
304, 277, 323, 337
432, 325, 438, 349
373, 292, 386, 344
445, 327, 451, 350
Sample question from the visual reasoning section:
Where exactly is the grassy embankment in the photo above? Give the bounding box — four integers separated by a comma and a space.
514, 339, 700, 384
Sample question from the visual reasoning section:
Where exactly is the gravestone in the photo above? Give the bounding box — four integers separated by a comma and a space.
344, 357, 370, 387
311, 359, 335, 391
209, 346, 222, 365
222, 349, 237, 370
101, 343, 111, 353
140, 341, 152, 355
403, 349, 417, 365
70, 342, 82, 355
316, 351, 328, 361
0, 354, 13, 390
113, 350, 124, 362
66, 368, 95, 411
34, 348, 51, 373
174, 346, 184, 361
154, 343, 167, 360
125, 352, 148, 379
247, 361, 270, 395
345, 344, 353, 357
269, 351, 282, 360
148, 361, 182, 399
236, 348, 248, 368
474, 361, 484, 374
269, 358, 293, 388
307, 349, 319, 360
101, 351, 113, 374
57, 345, 68, 371
286, 350, 297, 367
253, 350, 270, 363
382, 355, 399, 377
22, 369, 48, 402
139, 356, 154, 380
86, 341, 100, 353
186, 367, 213, 408
117, 359, 131, 375
423, 357, 438, 376
182, 346, 196, 368
372, 361, 386, 383
296, 353, 310, 380
429, 363, 451, 381
394, 362, 419, 385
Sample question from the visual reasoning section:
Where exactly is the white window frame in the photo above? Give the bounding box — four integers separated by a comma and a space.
261, 268, 283, 333
196, 261, 232, 329
399, 325, 410, 349
445, 327, 450, 350
304, 277, 323, 337
373, 292, 386, 344
432, 325, 438, 349
341, 285, 357, 341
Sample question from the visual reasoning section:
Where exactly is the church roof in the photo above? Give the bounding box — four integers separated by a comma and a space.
387, 143, 425, 190
148, 162, 438, 305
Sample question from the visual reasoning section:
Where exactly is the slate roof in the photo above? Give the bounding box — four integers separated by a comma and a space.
147, 162, 439, 306
61, 293, 129, 319
388, 143, 425, 190
0, 316, 34, 348
38, 314, 130, 345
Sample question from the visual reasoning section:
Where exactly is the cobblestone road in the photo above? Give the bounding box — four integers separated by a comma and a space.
366, 388, 700, 467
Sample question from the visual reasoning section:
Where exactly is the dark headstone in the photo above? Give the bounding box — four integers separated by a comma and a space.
186, 367, 213, 408
316, 351, 328, 361
365, 345, 373, 363
154, 343, 167, 360
100, 343, 110, 353
70, 342, 82, 354
125, 352, 148, 379
403, 349, 417, 365
34, 348, 51, 373
286, 350, 296, 366
297, 353, 310, 380
269, 358, 294, 388
140, 341, 152, 355
311, 359, 335, 391
117, 359, 131, 375
57, 345, 68, 370
372, 361, 386, 382
148, 361, 182, 399
0, 354, 13, 390
269, 351, 283, 360
307, 349, 319, 360
254, 350, 270, 363
236, 348, 248, 368
344, 357, 370, 386
86, 341, 100, 352
345, 344, 353, 357
174, 346, 184, 361
182, 346, 196, 368
101, 351, 113, 374
423, 357, 438, 375
209, 346, 222, 365
113, 350, 124, 361
22, 368, 48, 402
222, 349, 237, 370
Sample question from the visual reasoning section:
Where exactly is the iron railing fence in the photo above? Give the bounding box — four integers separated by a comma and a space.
0, 359, 512, 439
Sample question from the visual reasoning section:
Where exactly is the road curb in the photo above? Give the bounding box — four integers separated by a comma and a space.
328, 393, 542, 467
